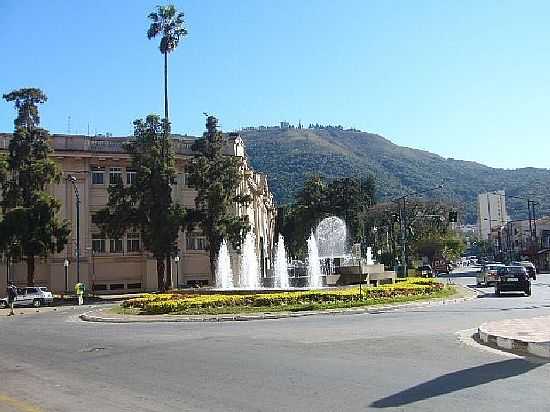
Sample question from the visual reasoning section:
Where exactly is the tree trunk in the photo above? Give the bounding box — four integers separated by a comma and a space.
164, 51, 168, 120
27, 255, 35, 286
209, 249, 217, 287
156, 258, 166, 292
165, 255, 172, 290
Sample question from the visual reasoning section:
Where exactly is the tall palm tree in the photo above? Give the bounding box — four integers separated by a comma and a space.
147, 4, 187, 121
147, 5, 187, 290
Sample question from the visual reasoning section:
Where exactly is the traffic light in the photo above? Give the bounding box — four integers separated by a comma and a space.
448, 210, 458, 223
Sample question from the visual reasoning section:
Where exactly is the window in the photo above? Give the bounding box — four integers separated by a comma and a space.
127, 233, 140, 252
183, 173, 191, 187
186, 232, 208, 251
126, 169, 136, 185
92, 233, 106, 253
91, 169, 104, 185
110, 238, 123, 253
109, 167, 122, 185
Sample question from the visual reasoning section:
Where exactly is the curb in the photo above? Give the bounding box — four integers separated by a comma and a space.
80, 285, 478, 323
477, 324, 550, 359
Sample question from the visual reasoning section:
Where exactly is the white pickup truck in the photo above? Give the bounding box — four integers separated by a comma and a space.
0, 287, 54, 308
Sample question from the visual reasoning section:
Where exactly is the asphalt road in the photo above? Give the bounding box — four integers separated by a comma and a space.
1, 270, 550, 412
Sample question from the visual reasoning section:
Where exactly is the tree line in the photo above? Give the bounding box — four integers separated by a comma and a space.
279, 175, 465, 267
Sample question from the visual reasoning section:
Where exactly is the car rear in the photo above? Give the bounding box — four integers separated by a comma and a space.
519, 261, 537, 280
417, 265, 433, 277
484, 265, 503, 286
38, 288, 54, 305
495, 266, 531, 296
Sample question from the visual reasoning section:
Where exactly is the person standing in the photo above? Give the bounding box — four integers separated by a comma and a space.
75, 282, 84, 306
6, 282, 17, 316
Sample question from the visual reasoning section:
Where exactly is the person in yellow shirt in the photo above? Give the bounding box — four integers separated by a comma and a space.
75, 282, 85, 306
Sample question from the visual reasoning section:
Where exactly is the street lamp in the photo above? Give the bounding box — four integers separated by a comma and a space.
64, 258, 69, 292
66, 175, 80, 283
174, 255, 180, 289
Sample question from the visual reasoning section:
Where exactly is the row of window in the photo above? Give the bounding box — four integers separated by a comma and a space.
90, 233, 207, 254
91, 167, 136, 186
91, 167, 191, 186
91, 233, 140, 254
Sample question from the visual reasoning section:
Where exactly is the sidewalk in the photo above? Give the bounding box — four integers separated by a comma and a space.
478, 316, 550, 358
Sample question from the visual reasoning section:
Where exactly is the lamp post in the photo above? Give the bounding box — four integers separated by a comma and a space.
174, 255, 180, 289
67, 175, 81, 283
64, 258, 69, 292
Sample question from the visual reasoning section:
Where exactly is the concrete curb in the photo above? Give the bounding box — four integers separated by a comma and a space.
80, 284, 477, 323
477, 322, 550, 359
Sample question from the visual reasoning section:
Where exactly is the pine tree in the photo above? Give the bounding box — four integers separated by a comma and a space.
186, 115, 250, 281
96, 115, 185, 291
0, 88, 70, 285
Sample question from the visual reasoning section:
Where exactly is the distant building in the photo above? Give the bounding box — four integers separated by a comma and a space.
280, 122, 290, 129
477, 191, 509, 239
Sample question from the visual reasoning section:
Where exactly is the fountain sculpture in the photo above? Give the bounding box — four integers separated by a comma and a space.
274, 234, 289, 289
216, 240, 234, 289
239, 232, 260, 289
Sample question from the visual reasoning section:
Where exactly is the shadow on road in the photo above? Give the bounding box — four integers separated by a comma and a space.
370, 359, 540, 408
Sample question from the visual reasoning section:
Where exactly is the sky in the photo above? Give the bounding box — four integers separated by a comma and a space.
1, 0, 549, 169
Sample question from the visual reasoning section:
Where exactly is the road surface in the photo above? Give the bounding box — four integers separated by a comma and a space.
1, 270, 549, 411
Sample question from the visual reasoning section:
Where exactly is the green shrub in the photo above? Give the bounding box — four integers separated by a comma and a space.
123, 278, 446, 315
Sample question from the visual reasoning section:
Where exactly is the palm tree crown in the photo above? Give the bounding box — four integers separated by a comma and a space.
147, 5, 187, 55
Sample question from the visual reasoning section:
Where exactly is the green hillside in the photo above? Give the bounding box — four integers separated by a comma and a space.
240, 126, 550, 224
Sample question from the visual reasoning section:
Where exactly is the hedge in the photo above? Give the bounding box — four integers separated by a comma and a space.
123, 278, 445, 315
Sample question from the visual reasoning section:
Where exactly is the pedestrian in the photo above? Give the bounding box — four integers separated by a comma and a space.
75, 282, 85, 306
6, 281, 17, 316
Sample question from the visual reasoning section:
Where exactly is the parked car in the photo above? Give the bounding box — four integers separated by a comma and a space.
511, 261, 537, 280
416, 265, 434, 277
495, 266, 531, 297
476, 263, 505, 287
433, 259, 452, 274
0, 286, 53, 308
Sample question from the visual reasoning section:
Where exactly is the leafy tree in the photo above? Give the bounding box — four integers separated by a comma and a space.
147, 4, 187, 120
0, 88, 70, 285
96, 115, 185, 291
186, 115, 250, 281
415, 234, 465, 265
280, 174, 376, 257
325, 176, 376, 242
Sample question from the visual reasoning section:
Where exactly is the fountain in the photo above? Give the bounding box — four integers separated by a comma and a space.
307, 232, 322, 288
316, 216, 348, 259
274, 234, 289, 289
239, 231, 260, 289
215, 240, 234, 289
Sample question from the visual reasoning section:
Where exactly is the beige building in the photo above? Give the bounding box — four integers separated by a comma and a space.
477, 191, 509, 240
0, 132, 276, 293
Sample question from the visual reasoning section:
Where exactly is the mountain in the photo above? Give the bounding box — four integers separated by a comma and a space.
239, 126, 550, 224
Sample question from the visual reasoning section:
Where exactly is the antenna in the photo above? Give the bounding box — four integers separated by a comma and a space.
67, 116, 71, 134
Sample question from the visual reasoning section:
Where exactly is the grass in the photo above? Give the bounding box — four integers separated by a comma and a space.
108, 284, 456, 317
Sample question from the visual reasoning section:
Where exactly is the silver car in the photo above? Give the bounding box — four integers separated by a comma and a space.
0, 287, 54, 308
476, 264, 505, 287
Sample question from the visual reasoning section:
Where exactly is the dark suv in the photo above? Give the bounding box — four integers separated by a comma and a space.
495, 266, 531, 297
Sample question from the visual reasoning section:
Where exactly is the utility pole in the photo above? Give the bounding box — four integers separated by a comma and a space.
392, 184, 443, 277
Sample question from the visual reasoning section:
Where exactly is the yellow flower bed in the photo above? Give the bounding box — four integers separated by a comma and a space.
123, 278, 445, 315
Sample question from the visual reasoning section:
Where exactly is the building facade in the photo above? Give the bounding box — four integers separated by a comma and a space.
0, 132, 276, 293
477, 191, 509, 240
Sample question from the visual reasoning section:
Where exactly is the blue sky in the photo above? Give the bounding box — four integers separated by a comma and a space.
1, 0, 549, 169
